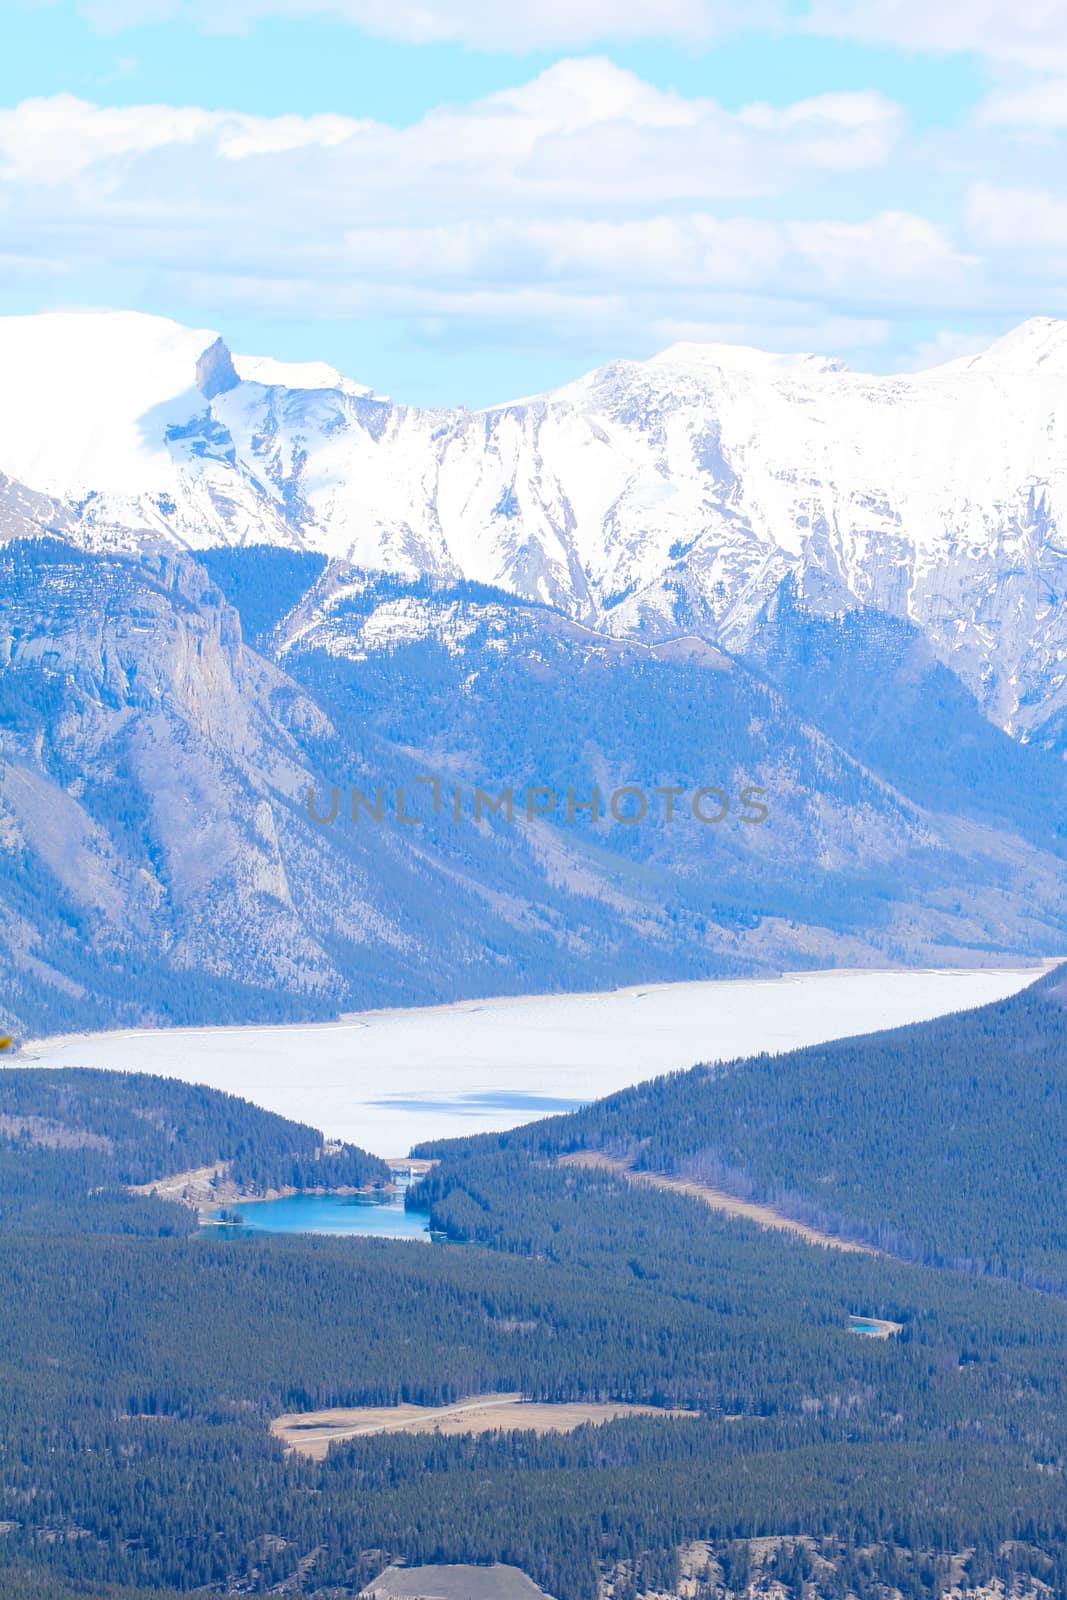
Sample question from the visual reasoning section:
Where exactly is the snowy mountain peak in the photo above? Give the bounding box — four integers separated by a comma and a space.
0, 310, 222, 498
0, 308, 221, 379
3, 308, 1067, 740
960, 316, 1067, 374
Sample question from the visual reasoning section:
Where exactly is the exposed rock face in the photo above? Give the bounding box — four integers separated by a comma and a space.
195, 336, 240, 400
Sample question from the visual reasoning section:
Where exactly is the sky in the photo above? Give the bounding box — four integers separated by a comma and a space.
2, 0, 1067, 407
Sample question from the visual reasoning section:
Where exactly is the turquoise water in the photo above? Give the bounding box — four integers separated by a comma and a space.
203, 1189, 432, 1241
849, 1315, 887, 1336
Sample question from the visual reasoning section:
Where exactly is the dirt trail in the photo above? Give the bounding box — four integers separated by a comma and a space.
559, 1151, 882, 1257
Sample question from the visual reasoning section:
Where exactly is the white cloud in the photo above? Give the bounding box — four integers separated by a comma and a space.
0, 55, 1057, 376
650, 311, 891, 355
330, 211, 966, 304
966, 180, 1067, 251
0, 67, 943, 322
788, 212, 968, 290
0, 62, 903, 210
61, 0, 1067, 62
802, 1, 1067, 72
0, 95, 372, 184
896, 329, 994, 371
978, 78, 1067, 129
75, 0, 757, 48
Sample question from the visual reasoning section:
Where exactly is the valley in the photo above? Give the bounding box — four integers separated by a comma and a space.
6, 971, 1067, 1598
6, 6, 1067, 1590
3, 318, 1067, 1600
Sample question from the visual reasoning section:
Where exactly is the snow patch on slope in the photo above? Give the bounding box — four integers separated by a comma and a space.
0, 311, 217, 498
233, 351, 377, 398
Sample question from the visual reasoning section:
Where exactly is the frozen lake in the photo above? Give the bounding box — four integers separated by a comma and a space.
20, 964, 1051, 1156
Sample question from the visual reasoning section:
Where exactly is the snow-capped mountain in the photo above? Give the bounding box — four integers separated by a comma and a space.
3, 309, 1067, 736
5, 310, 1067, 1033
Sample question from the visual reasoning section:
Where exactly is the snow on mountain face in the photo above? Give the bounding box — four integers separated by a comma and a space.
0, 312, 217, 498
2, 309, 1067, 733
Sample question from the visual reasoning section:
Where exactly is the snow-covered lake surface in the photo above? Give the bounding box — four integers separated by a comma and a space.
21, 965, 1052, 1156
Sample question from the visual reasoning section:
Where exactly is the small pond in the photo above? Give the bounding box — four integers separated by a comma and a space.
848, 1314, 900, 1338
204, 1189, 432, 1242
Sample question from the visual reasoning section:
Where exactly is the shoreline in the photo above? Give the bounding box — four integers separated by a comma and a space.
134, 1154, 436, 1218
19, 957, 1061, 1055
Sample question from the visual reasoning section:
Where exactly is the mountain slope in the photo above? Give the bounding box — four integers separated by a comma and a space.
6, 306, 1067, 1033
741, 573, 1067, 856
4, 539, 1066, 1035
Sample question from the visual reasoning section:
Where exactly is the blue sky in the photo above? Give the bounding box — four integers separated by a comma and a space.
3, 0, 1066, 406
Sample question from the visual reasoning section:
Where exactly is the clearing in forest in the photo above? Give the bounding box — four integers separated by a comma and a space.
559, 1151, 882, 1257
272, 1393, 697, 1459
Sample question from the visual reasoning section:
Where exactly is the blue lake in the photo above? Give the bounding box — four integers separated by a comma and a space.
848, 1314, 897, 1337
203, 1190, 432, 1241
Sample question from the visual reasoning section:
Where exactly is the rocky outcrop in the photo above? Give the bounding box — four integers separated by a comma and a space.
195, 336, 240, 400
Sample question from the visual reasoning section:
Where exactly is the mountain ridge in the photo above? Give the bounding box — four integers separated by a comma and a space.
3, 309, 1067, 734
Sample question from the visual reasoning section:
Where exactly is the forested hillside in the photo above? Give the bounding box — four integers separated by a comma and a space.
742, 575, 1067, 855
3, 1047, 1067, 1597
416, 964, 1067, 1290
0, 1068, 388, 1232
7, 1164, 1067, 1597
